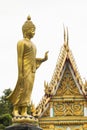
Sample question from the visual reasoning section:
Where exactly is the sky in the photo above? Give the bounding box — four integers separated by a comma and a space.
0, 0, 87, 105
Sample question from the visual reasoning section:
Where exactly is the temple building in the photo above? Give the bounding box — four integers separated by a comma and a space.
33, 28, 87, 130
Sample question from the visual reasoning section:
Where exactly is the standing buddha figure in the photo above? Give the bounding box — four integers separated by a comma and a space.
7, 16, 48, 116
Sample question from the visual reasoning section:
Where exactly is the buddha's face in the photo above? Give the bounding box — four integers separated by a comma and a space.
26, 27, 35, 39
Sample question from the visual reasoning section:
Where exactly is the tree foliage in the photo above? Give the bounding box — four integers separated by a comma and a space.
0, 88, 13, 115
0, 89, 12, 129
0, 114, 12, 126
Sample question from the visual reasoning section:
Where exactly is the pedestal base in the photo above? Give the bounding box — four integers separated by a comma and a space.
5, 124, 42, 130
12, 115, 38, 125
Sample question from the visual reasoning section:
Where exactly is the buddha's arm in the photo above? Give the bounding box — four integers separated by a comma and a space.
36, 51, 48, 69
17, 41, 24, 78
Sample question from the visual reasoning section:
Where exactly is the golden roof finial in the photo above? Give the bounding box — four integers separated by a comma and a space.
67, 26, 69, 46
63, 25, 69, 50
63, 24, 66, 44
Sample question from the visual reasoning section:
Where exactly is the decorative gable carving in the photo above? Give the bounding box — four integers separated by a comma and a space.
53, 101, 84, 116
56, 62, 82, 96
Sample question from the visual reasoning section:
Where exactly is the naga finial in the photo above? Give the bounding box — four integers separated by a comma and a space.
63, 25, 69, 51
63, 24, 66, 44
67, 26, 69, 46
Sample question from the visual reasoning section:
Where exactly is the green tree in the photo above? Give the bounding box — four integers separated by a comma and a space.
0, 88, 13, 115
0, 89, 12, 129
0, 114, 12, 127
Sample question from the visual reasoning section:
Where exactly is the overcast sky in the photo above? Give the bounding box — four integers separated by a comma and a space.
0, 0, 87, 105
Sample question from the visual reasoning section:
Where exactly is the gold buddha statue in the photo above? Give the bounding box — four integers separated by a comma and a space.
7, 16, 48, 117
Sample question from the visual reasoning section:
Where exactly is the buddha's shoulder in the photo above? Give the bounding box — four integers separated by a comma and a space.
17, 39, 25, 47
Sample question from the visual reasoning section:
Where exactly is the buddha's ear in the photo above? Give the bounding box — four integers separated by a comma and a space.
23, 32, 26, 38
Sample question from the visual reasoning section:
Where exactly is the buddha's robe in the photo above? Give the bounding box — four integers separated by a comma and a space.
7, 39, 43, 106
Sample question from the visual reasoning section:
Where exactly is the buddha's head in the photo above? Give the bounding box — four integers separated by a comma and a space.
22, 16, 36, 39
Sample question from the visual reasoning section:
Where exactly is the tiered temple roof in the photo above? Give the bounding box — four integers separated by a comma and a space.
33, 27, 87, 118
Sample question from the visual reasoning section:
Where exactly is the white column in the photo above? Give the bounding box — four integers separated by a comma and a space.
50, 103, 54, 117
84, 107, 87, 116
84, 102, 87, 116
66, 127, 71, 130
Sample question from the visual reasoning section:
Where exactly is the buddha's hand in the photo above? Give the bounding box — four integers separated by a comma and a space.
44, 51, 49, 61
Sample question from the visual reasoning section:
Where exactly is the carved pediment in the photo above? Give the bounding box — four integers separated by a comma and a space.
53, 101, 84, 116
56, 63, 82, 97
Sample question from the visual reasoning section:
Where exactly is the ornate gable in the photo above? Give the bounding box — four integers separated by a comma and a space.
55, 61, 82, 97
41, 60, 84, 118
33, 27, 87, 119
